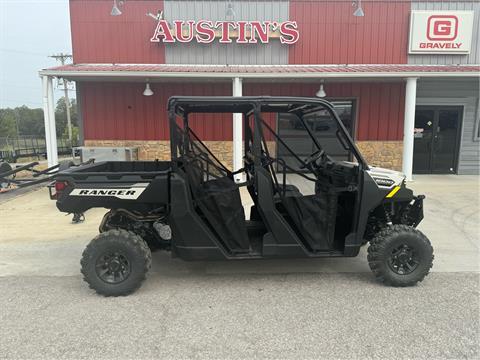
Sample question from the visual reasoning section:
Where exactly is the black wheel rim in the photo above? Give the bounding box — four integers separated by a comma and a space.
95, 252, 131, 284
388, 244, 420, 275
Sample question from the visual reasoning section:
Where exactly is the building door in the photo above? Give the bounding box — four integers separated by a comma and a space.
277, 100, 355, 171
413, 106, 463, 174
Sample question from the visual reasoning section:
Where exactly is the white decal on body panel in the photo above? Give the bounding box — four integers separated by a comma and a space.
70, 183, 148, 200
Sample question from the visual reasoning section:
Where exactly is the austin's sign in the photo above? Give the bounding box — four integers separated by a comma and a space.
150, 20, 299, 44
409, 11, 474, 54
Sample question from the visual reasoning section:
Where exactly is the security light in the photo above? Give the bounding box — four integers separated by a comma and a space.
147, 10, 164, 21
353, 0, 365, 17
143, 82, 154, 96
111, 0, 126, 16
111, 0, 122, 16
226, 0, 236, 18
316, 82, 326, 98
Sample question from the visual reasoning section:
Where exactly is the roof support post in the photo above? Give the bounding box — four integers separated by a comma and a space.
232, 77, 243, 182
42, 75, 58, 167
402, 77, 417, 181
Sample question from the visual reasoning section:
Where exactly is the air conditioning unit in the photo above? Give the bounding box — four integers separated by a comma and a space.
74, 147, 138, 162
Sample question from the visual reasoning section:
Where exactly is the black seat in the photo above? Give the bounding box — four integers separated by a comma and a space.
274, 184, 302, 199
282, 191, 337, 252
183, 155, 250, 253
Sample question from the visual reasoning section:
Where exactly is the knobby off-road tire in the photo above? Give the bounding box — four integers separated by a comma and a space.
81, 229, 152, 296
367, 224, 433, 287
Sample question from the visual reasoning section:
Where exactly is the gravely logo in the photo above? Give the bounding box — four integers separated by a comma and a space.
150, 20, 299, 44
419, 15, 462, 49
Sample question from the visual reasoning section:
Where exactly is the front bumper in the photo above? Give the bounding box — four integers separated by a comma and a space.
404, 195, 424, 227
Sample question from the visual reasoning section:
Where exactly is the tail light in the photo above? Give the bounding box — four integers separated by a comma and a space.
55, 181, 68, 192
50, 180, 69, 200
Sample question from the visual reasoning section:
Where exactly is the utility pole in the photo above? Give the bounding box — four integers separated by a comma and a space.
13, 108, 20, 137
49, 53, 73, 142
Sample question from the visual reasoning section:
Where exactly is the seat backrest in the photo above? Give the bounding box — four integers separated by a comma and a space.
183, 155, 204, 195
195, 177, 250, 253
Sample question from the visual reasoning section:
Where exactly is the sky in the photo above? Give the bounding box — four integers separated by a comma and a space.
0, 0, 72, 108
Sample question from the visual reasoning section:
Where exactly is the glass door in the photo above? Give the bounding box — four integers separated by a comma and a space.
413, 106, 462, 174
413, 108, 435, 173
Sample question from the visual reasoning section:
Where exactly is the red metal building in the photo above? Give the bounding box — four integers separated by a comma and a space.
40, 0, 480, 177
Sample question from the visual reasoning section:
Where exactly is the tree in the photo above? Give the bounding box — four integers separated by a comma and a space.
17, 106, 44, 136
55, 97, 79, 140
0, 97, 78, 140
0, 109, 18, 138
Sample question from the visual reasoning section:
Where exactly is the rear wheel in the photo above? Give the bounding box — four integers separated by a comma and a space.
367, 225, 433, 287
80, 229, 151, 296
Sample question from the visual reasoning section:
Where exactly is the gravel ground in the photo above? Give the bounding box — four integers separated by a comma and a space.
0, 272, 478, 359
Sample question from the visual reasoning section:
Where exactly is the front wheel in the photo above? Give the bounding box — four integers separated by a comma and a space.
81, 229, 152, 296
367, 225, 433, 287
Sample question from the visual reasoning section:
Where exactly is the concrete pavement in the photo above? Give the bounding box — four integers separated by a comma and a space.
2, 175, 476, 276
0, 273, 478, 359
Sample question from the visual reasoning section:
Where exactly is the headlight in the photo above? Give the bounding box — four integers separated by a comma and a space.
373, 177, 395, 187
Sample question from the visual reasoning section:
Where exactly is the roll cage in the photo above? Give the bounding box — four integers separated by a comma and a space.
167, 96, 368, 257
168, 96, 368, 172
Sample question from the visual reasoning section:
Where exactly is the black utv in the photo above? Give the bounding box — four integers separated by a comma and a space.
52, 96, 433, 296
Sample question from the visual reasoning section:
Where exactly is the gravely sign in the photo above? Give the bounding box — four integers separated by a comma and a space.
409, 11, 474, 54
150, 20, 299, 44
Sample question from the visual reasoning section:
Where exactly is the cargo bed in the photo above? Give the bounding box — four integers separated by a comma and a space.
54, 161, 172, 213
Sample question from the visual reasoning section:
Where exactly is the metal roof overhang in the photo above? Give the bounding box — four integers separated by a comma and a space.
39, 64, 480, 82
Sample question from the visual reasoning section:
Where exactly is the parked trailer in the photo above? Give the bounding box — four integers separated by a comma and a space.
0, 161, 61, 192
0, 137, 77, 163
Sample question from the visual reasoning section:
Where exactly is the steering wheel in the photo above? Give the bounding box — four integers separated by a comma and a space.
300, 149, 325, 169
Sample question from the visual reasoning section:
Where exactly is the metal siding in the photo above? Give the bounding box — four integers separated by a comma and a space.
81, 81, 405, 142
243, 81, 405, 141
416, 78, 480, 174
70, 0, 165, 64
288, 0, 410, 64
81, 82, 233, 141
164, 1, 289, 65
408, 1, 480, 65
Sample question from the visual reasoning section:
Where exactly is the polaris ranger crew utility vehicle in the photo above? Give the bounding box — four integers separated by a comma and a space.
52, 97, 433, 296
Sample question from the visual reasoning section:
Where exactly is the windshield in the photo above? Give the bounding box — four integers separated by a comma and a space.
276, 108, 355, 171
303, 108, 352, 157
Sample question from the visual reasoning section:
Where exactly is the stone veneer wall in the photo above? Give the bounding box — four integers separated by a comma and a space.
356, 141, 403, 171
84, 140, 237, 169
203, 141, 233, 169
84, 140, 402, 171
